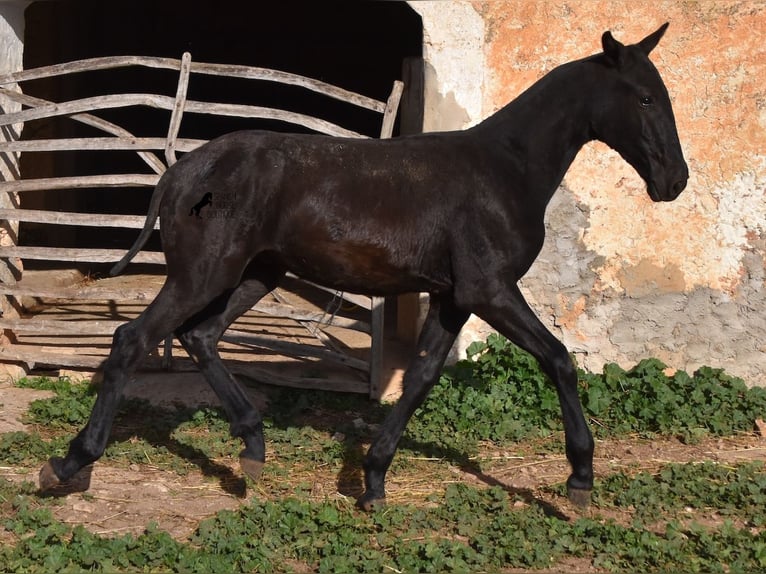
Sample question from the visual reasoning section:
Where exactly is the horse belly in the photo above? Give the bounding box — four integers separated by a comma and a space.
280, 236, 450, 296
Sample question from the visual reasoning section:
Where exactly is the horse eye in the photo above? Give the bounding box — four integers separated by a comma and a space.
640, 96, 654, 107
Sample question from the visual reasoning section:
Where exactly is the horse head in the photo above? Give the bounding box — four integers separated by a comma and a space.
591, 23, 689, 202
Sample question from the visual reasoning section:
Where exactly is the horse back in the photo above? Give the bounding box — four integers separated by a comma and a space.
157, 130, 495, 295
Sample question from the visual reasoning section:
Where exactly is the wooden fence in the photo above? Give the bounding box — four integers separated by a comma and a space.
0, 54, 403, 398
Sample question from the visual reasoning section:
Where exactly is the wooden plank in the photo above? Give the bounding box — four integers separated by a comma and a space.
396, 58, 425, 349
0, 93, 367, 139
0, 174, 159, 193
0, 283, 159, 302
0, 283, 371, 332
221, 329, 369, 372
0, 55, 386, 114
0, 319, 369, 372
380, 81, 404, 139
189, 61, 387, 113
400, 57, 425, 136
0, 55, 184, 85
253, 301, 370, 333
0, 137, 205, 153
0, 246, 165, 265
165, 52, 191, 166
0, 88, 167, 175
271, 288, 345, 355
0, 346, 107, 369
0, 345, 369, 394
229, 364, 369, 395
181, 101, 367, 138
285, 274, 372, 310
0, 93, 176, 127
368, 296, 385, 399
0, 208, 160, 230
0, 318, 123, 335
155, 53, 193, 365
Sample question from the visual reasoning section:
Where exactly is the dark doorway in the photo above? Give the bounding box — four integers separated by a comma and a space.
18, 0, 423, 268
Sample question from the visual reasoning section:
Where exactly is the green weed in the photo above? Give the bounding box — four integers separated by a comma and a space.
596, 460, 766, 526
2, 338, 766, 573
1, 476, 764, 573
407, 334, 766, 453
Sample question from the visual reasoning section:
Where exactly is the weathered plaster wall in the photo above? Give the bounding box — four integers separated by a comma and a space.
413, 1, 766, 386
0, 0, 27, 378
414, 2, 484, 132
0, 0, 25, 285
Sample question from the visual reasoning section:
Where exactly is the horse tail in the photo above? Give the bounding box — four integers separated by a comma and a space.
109, 175, 169, 276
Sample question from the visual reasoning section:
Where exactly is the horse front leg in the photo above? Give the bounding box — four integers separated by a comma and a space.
358, 294, 468, 511
472, 283, 594, 508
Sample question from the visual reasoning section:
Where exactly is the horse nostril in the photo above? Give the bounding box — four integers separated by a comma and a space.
672, 179, 687, 196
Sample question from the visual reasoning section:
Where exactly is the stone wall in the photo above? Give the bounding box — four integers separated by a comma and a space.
412, 1, 766, 386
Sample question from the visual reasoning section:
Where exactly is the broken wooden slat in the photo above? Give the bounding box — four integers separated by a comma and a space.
271, 287, 346, 355
221, 329, 370, 373
254, 302, 370, 333
284, 274, 373, 311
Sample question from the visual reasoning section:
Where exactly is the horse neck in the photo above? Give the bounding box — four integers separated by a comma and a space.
473, 59, 596, 208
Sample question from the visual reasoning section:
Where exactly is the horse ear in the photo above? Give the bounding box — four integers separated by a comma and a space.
638, 22, 669, 55
601, 30, 625, 68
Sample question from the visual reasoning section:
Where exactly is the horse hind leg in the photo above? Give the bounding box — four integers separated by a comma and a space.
39, 319, 149, 491
39, 272, 249, 492
176, 266, 285, 482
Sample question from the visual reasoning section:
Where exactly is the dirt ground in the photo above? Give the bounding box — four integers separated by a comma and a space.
1, 372, 765, 546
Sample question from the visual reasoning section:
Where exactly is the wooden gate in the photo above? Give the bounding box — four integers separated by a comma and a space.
0, 54, 403, 398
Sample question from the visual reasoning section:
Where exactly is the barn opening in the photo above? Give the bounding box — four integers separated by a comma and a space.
2, 0, 424, 395
19, 0, 423, 266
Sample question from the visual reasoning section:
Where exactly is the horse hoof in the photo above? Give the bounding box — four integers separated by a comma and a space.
39, 459, 62, 492
357, 493, 386, 512
567, 486, 591, 509
240, 456, 264, 481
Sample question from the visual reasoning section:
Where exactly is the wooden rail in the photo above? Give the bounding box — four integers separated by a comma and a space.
0, 53, 404, 398
0, 55, 388, 113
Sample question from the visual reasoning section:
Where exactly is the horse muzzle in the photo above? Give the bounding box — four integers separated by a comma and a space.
648, 162, 689, 202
